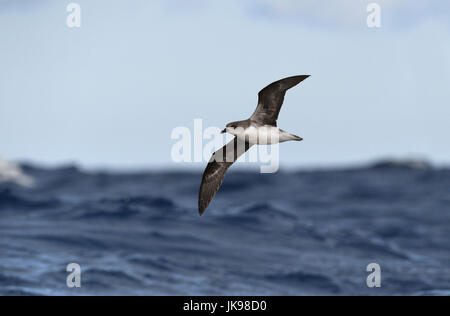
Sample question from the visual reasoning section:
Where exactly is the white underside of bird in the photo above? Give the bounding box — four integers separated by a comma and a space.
226, 125, 302, 145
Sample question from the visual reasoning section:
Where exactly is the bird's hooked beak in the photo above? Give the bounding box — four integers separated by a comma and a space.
221, 128, 227, 134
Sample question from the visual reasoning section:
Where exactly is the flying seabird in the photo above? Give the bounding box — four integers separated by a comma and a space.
198, 75, 310, 215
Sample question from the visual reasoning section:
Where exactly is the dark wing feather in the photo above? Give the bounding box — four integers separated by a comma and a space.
198, 137, 252, 215
250, 75, 310, 126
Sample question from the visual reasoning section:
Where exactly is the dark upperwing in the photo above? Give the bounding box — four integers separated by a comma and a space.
250, 75, 310, 126
198, 137, 252, 215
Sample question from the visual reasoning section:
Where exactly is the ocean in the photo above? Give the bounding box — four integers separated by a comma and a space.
0, 162, 449, 296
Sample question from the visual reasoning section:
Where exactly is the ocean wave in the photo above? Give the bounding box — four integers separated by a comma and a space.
128, 256, 176, 272
0, 189, 60, 210
83, 268, 143, 287
0, 289, 42, 296
265, 270, 341, 294
369, 158, 433, 170
29, 234, 112, 250
69, 196, 182, 220
0, 273, 32, 287
0, 160, 34, 187
1, 162, 448, 295
221, 202, 296, 221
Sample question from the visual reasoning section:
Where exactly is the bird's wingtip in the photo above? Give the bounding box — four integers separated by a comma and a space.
292, 75, 310, 83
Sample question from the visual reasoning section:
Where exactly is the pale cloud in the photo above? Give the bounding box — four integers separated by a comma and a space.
1, 0, 448, 28
242, 0, 450, 28
0, 0, 51, 12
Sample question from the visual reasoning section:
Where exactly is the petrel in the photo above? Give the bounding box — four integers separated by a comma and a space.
198, 75, 310, 215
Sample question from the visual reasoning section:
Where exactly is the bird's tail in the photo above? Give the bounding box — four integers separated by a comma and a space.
290, 134, 303, 141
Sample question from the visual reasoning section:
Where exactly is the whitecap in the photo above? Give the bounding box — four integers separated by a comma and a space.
0, 159, 34, 187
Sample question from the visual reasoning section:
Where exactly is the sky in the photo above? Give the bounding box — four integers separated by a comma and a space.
0, 0, 449, 169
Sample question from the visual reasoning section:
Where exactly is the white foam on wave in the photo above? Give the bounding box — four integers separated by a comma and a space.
0, 159, 35, 187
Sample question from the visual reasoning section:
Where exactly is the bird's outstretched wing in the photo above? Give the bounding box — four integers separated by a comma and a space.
198, 137, 252, 215
250, 75, 310, 126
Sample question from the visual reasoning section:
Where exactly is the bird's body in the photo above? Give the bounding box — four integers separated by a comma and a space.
198, 75, 310, 215
227, 123, 302, 145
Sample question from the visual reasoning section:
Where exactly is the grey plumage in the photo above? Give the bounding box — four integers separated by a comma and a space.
198, 75, 310, 215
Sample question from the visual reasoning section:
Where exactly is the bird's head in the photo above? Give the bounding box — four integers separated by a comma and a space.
221, 122, 239, 135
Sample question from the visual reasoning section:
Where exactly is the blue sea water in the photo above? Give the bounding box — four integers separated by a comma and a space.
0, 162, 449, 296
